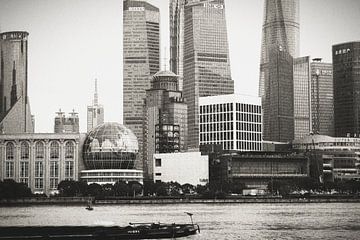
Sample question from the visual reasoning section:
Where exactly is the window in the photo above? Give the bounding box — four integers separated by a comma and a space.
155, 173, 162, 176
20, 142, 30, 159
5, 162, 14, 178
35, 161, 43, 178
65, 142, 74, 159
50, 161, 59, 178
155, 158, 161, 167
35, 178, 43, 189
20, 162, 29, 178
50, 178, 59, 189
50, 141, 60, 159
65, 161, 74, 178
35, 142, 45, 159
6, 142, 15, 160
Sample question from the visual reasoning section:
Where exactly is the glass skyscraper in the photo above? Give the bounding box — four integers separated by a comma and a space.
123, 0, 160, 168
175, 0, 234, 149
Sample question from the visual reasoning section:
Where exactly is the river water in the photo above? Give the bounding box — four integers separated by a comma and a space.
0, 203, 359, 239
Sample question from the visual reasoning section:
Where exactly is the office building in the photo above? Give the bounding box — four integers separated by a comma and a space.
182, 0, 234, 149
0, 133, 84, 195
293, 56, 311, 139
0, 31, 34, 133
143, 70, 187, 179
87, 79, 104, 132
199, 94, 262, 151
123, 0, 160, 168
262, 46, 294, 142
54, 109, 79, 134
153, 152, 209, 186
259, 0, 300, 97
310, 58, 334, 136
332, 42, 360, 137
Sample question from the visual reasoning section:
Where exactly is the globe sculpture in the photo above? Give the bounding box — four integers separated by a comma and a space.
83, 123, 138, 169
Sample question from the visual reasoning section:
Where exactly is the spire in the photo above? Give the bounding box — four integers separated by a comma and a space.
93, 78, 98, 105
10, 61, 17, 106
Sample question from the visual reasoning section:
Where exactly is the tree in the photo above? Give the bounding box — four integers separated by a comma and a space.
112, 181, 129, 197
154, 182, 168, 196
86, 183, 103, 197
181, 183, 195, 194
128, 181, 143, 197
0, 179, 32, 199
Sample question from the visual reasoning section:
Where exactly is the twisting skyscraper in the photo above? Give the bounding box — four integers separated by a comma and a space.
172, 0, 234, 149
259, 0, 299, 97
123, 0, 160, 168
0, 31, 33, 133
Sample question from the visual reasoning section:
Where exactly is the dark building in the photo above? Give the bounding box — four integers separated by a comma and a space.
181, 0, 234, 149
143, 70, 187, 179
259, 0, 299, 97
332, 42, 360, 137
262, 46, 294, 142
0, 31, 33, 133
123, 0, 160, 169
310, 58, 334, 136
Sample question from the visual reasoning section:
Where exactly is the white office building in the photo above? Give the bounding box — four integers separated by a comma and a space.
199, 94, 262, 151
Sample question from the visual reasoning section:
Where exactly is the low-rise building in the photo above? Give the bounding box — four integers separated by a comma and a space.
153, 152, 208, 186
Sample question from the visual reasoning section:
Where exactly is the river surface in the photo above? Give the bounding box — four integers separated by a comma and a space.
0, 203, 359, 239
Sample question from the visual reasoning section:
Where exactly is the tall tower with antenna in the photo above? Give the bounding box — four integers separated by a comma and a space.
87, 78, 104, 132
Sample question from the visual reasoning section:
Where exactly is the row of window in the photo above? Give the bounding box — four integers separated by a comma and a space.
200, 122, 233, 132
200, 112, 233, 122
5, 141, 75, 160
200, 103, 233, 114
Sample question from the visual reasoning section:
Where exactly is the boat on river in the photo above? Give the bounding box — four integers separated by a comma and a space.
0, 223, 200, 239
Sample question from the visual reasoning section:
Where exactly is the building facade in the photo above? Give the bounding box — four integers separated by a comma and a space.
310, 58, 334, 136
0, 31, 33, 134
54, 110, 79, 134
262, 46, 294, 142
0, 133, 84, 195
199, 94, 262, 151
259, 0, 299, 97
87, 79, 104, 132
182, 0, 234, 149
123, 0, 160, 169
143, 70, 187, 179
153, 152, 209, 186
332, 42, 360, 137
293, 56, 311, 139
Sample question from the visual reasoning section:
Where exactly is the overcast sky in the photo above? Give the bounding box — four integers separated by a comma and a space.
0, 0, 359, 133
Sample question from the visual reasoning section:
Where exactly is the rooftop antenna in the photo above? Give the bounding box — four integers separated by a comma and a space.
163, 47, 168, 71
93, 78, 98, 105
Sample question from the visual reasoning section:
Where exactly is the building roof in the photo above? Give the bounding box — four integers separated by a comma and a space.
153, 70, 178, 77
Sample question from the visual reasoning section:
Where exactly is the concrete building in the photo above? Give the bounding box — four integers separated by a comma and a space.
143, 70, 187, 179
0, 31, 34, 134
87, 79, 104, 132
292, 135, 360, 182
332, 42, 360, 137
123, 0, 160, 169
54, 110, 79, 134
310, 58, 334, 136
259, 0, 300, 97
293, 56, 311, 139
213, 152, 309, 190
199, 94, 262, 151
153, 152, 208, 186
262, 45, 294, 142
182, 0, 234, 149
0, 133, 84, 195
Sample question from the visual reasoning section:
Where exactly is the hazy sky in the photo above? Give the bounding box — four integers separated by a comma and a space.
0, 0, 359, 133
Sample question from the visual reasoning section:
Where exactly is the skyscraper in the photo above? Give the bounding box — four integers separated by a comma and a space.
0, 31, 33, 133
123, 0, 160, 168
262, 46, 294, 142
310, 58, 334, 136
143, 70, 187, 179
333, 42, 360, 137
181, 0, 234, 149
87, 79, 104, 132
293, 56, 311, 139
259, 0, 299, 97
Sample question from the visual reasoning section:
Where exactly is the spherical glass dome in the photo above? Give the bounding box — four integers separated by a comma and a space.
83, 122, 138, 170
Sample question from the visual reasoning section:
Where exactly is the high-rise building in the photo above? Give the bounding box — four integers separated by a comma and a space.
54, 109, 79, 134
0, 31, 33, 133
333, 42, 360, 137
259, 0, 300, 97
199, 94, 262, 151
182, 0, 234, 149
87, 79, 104, 132
293, 56, 311, 139
310, 58, 334, 136
262, 46, 294, 142
170, 0, 185, 91
143, 70, 187, 179
123, 0, 160, 168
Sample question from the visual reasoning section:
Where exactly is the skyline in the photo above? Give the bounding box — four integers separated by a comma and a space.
0, 0, 359, 132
